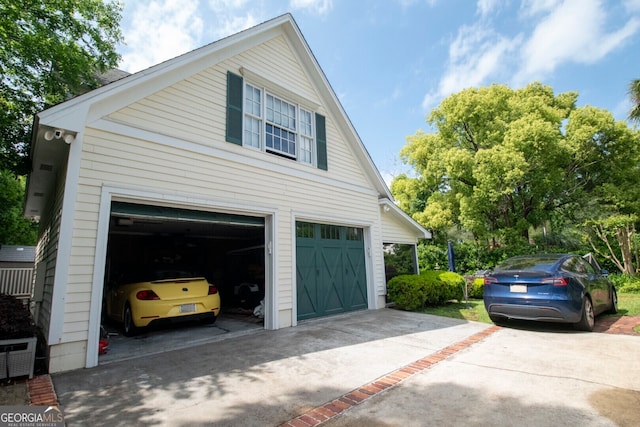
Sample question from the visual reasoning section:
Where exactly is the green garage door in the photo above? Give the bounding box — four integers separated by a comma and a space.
296, 222, 367, 321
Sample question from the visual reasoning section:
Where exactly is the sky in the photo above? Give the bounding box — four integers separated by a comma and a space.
116, 0, 640, 183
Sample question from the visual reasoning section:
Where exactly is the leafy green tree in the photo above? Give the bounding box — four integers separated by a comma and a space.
629, 78, 640, 123
0, 170, 37, 245
0, 0, 123, 174
394, 83, 640, 246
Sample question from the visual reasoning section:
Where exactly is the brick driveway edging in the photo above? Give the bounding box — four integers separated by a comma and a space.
280, 325, 501, 427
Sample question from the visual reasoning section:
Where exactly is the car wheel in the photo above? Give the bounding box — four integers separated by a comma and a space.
575, 297, 595, 332
606, 288, 618, 314
123, 304, 140, 337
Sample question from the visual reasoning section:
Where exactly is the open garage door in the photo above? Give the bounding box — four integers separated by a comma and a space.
296, 222, 367, 321
101, 201, 267, 360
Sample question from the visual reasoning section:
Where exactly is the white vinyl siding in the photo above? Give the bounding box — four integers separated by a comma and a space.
75, 127, 385, 310
380, 209, 423, 244
107, 36, 370, 187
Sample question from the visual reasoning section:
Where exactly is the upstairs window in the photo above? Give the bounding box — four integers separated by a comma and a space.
266, 94, 297, 158
243, 84, 262, 149
226, 71, 327, 170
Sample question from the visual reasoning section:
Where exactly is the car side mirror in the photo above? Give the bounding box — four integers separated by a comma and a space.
600, 269, 609, 277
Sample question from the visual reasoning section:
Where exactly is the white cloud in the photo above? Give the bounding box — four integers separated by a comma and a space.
625, 0, 640, 13
422, 24, 521, 111
289, 0, 333, 15
119, 0, 203, 73
421, 0, 640, 113
476, 0, 501, 17
514, 0, 640, 85
207, 0, 261, 38
519, 0, 561, 17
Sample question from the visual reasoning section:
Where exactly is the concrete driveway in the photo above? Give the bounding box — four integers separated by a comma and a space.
51, 309, 640, 426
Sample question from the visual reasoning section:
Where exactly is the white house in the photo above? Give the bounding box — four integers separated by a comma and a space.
25, 14, 429, 373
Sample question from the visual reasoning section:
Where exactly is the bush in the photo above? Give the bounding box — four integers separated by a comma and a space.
436, 271, 465, 302
386, 275, 428, 311
387, 271, 466, 310
609, 274, 640, 293
467, 277, 485, 299
0, 294, 38, 339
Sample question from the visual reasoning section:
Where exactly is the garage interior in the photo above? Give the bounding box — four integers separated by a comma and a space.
100, 201, 267, 362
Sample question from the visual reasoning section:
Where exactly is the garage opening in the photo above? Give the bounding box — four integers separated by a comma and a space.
100, 201, 267, 361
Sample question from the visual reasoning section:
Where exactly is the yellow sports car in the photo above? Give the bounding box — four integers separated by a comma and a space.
104, 270, 221, 336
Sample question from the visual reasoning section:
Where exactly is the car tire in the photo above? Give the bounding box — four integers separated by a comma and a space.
574, 297, 595, 332
123, 304, 140, 337
606, 288, 618, 314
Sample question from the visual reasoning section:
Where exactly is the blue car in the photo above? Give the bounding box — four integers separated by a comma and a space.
483, 254, 617, 331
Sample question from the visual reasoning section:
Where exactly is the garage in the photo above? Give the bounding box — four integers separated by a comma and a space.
101, 201, 267, 359
296, 221, 367, 321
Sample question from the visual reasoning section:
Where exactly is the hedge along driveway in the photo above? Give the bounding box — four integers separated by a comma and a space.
387, 271, 465, 310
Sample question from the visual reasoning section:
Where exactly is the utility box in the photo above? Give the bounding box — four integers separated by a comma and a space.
0, 337, 37, 379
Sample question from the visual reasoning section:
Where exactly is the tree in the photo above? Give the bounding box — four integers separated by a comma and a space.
393, 82, 640, 246
629, 78, 640, 123
584, 215, 639, 276
0, 170, 38, 245
0, 0, 123, 175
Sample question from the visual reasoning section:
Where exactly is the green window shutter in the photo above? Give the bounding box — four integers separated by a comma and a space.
226, 71, 243, 145
315, 113, 327, 170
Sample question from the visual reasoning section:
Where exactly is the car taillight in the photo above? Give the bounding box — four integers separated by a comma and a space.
208, 285, 218, 295
484, 277, 498, 285
542, 277, 568, 286
136, 290, 160, 300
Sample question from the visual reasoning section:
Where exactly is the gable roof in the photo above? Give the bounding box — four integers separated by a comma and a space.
26, 13, 428, 238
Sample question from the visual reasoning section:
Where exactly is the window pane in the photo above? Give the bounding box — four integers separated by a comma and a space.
300, 109, 312, 136
266, 123, 296, 156
244, 116, 261, 148
297, 222, 314, 238
300, 136, 312, 164
266, 93, 296, 131
245, 84, 261, 117
346, 228, 363, 241
321, 224, 340, 240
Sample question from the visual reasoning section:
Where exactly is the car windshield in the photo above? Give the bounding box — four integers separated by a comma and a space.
494, 255, 563, 272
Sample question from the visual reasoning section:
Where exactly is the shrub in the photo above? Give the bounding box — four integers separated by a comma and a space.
420, 270, 447, 305
436, 271, 465, 302
609, 274, 640, 293
387, 271, 466, 310
386, 274, 428, 311
467, 277, 485, 298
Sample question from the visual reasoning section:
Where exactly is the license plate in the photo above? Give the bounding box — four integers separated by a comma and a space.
180, 303, 196, 313
510, 284, 527, 293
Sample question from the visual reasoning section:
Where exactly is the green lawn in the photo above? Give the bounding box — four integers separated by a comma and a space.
420, 292, 640, 325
